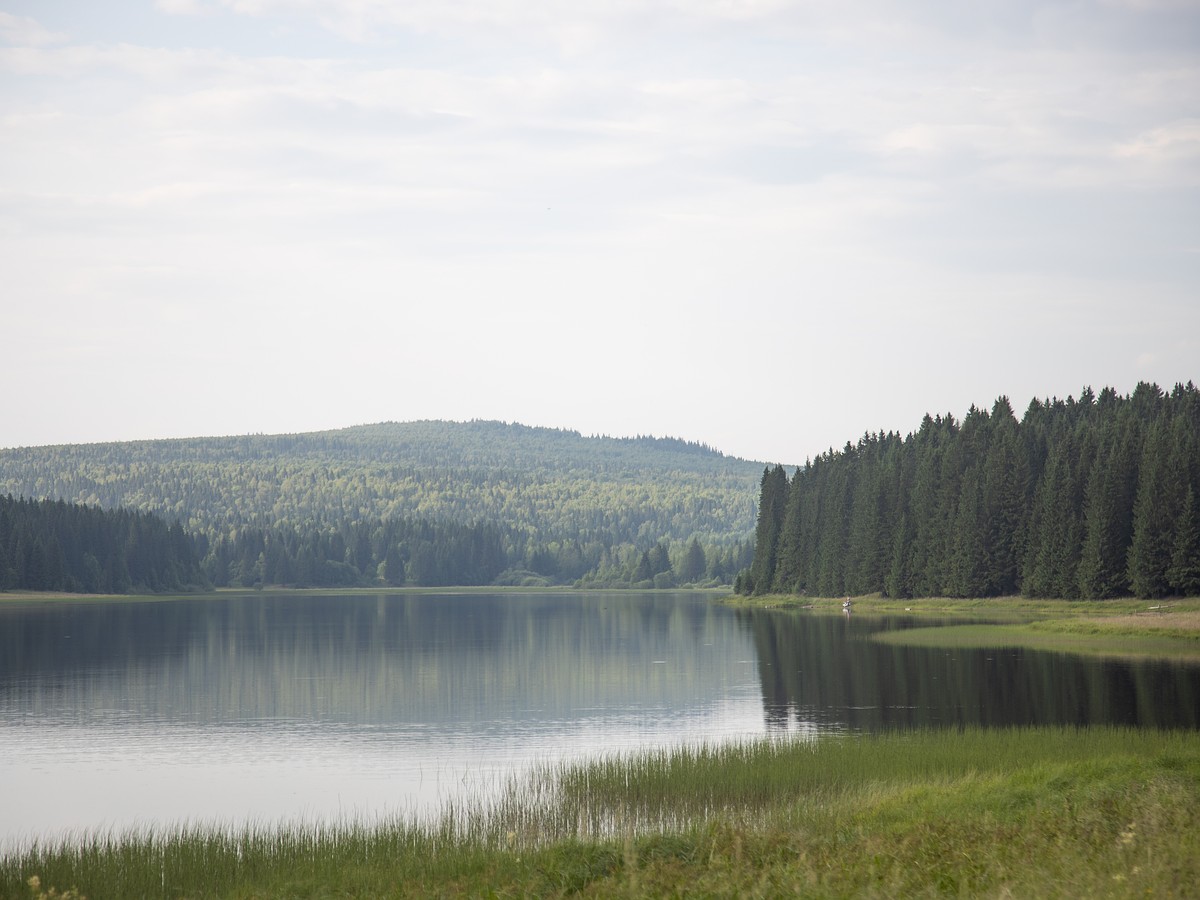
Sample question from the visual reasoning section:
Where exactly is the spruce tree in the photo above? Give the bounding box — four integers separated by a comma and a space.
771, 469, 807, 593
0, 540, 10, 590
981, 398, 1026, 595
814, 450, 855, 596
748, 465, 789, 594
948, 474, 987, 597
1167, 486, 1200, 596
679, 537, 706, 583
1128, 420, 1182, 598
1022, 437, 1083, 598
907, 416, 946, 596
1077, 419, 1138, 599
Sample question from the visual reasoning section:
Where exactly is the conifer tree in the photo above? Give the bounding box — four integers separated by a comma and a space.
1167, 486, 1200, 596
814, 449, 855, 596
885, 508, 913, 598
845, 438, 889, 595
1077, 419, 1138, 598
772, 467, 808, 593
748, 465, 789, 594
981, 398, 1026, 595
948, 474, 987, 597
679, 537, 707, 583
907, 416, 947, 596
739, 382, 1197, 602
1128, 420, 1183, 598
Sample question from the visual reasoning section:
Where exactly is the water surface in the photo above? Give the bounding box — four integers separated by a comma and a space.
2, 591, 1197, 848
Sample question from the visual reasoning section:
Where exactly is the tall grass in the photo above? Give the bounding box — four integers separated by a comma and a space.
5, 727, 1199, 898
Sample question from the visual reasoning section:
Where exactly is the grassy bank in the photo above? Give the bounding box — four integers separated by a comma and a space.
873, 621, 1200, 662
730, 593, 1200, 662
4, 728, 1198, 898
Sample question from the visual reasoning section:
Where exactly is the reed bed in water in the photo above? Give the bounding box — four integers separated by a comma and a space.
5, 727, 1199, 898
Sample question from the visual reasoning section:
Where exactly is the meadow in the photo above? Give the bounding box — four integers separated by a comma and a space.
4, 727, 1198, 898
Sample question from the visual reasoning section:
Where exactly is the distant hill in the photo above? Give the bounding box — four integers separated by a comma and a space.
0, 420, 764, 563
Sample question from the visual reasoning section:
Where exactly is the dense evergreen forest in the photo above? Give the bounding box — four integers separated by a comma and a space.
739, 382, 1200, 600
203, 519, 752, 589
0, 420, 760, 590
0, 495, 206, 593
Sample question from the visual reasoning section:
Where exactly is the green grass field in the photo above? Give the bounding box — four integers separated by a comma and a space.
4, 727, 1198, 898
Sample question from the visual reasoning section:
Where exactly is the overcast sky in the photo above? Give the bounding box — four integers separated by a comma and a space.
2, 0, 1197, 465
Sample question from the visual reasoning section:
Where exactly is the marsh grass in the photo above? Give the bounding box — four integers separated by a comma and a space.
872, 622, 1200, 662
4, 727, 1198, 897
736, 593, 1200, 662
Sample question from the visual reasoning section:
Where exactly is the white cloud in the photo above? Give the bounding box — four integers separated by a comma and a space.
0, 12, 67, 46
1, 3, 1197, 458
154, 0, 216, 15
1116, 118, 1200, 170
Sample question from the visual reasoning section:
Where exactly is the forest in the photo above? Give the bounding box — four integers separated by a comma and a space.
0, 494, 206, 593
739, 381, 1200, 600
201, 518, 752, 589
0, 420, 760, 591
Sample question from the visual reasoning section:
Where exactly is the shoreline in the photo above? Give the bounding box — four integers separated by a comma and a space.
727, 592, 1200, 661
0, 585, 734, 604
4, 727, 1197, 898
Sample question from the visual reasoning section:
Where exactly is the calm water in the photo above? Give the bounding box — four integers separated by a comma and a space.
1, 591, 1198, 848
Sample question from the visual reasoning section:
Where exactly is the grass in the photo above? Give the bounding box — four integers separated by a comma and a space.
873, 622, 1200, 662
730, 593, 1200, 662
4, 727, 1198, 898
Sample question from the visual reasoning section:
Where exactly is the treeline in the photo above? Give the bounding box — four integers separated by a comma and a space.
0, 419, 762, 590
203, 519, 753, 590
0, 420, 760, 546
739, 382, 1200, 600
0, 494, 206, 593
0, 492, 753, 593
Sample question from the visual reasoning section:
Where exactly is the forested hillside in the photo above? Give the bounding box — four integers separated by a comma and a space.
201, 518, 751, 590
740, 382, 1200, 600
0, 420, 762, 589
0, 495, 206, 593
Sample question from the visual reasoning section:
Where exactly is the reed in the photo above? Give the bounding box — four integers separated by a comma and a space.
4, 727, 1198, 898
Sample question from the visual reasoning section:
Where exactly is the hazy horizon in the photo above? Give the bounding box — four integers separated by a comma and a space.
2, 381, 1192, 468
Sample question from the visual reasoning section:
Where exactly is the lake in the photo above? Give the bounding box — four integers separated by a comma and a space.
2, 590, 1198, 849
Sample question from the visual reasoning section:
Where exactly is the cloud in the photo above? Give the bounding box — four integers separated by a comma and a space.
2, 3, 1198, 459
0, 12, 67, 47
1100, 0, 1200, 10
154, 0, 216, 15
1116, 118, 1200, 173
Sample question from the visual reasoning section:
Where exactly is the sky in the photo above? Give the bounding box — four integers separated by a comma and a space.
1, 0, 1197, 465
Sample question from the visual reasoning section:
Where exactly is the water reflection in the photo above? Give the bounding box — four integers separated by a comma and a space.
739, 609, 1200, 731
0, 593, 756, 727
3, 593, 1199, 848
0, 592, 764, 847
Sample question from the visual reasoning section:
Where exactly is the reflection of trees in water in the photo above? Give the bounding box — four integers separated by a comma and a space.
0, 592, 756, 727
740, 610, 1200, 731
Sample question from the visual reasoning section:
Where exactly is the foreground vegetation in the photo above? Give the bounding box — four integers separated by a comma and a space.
4, 728, 1198, 898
